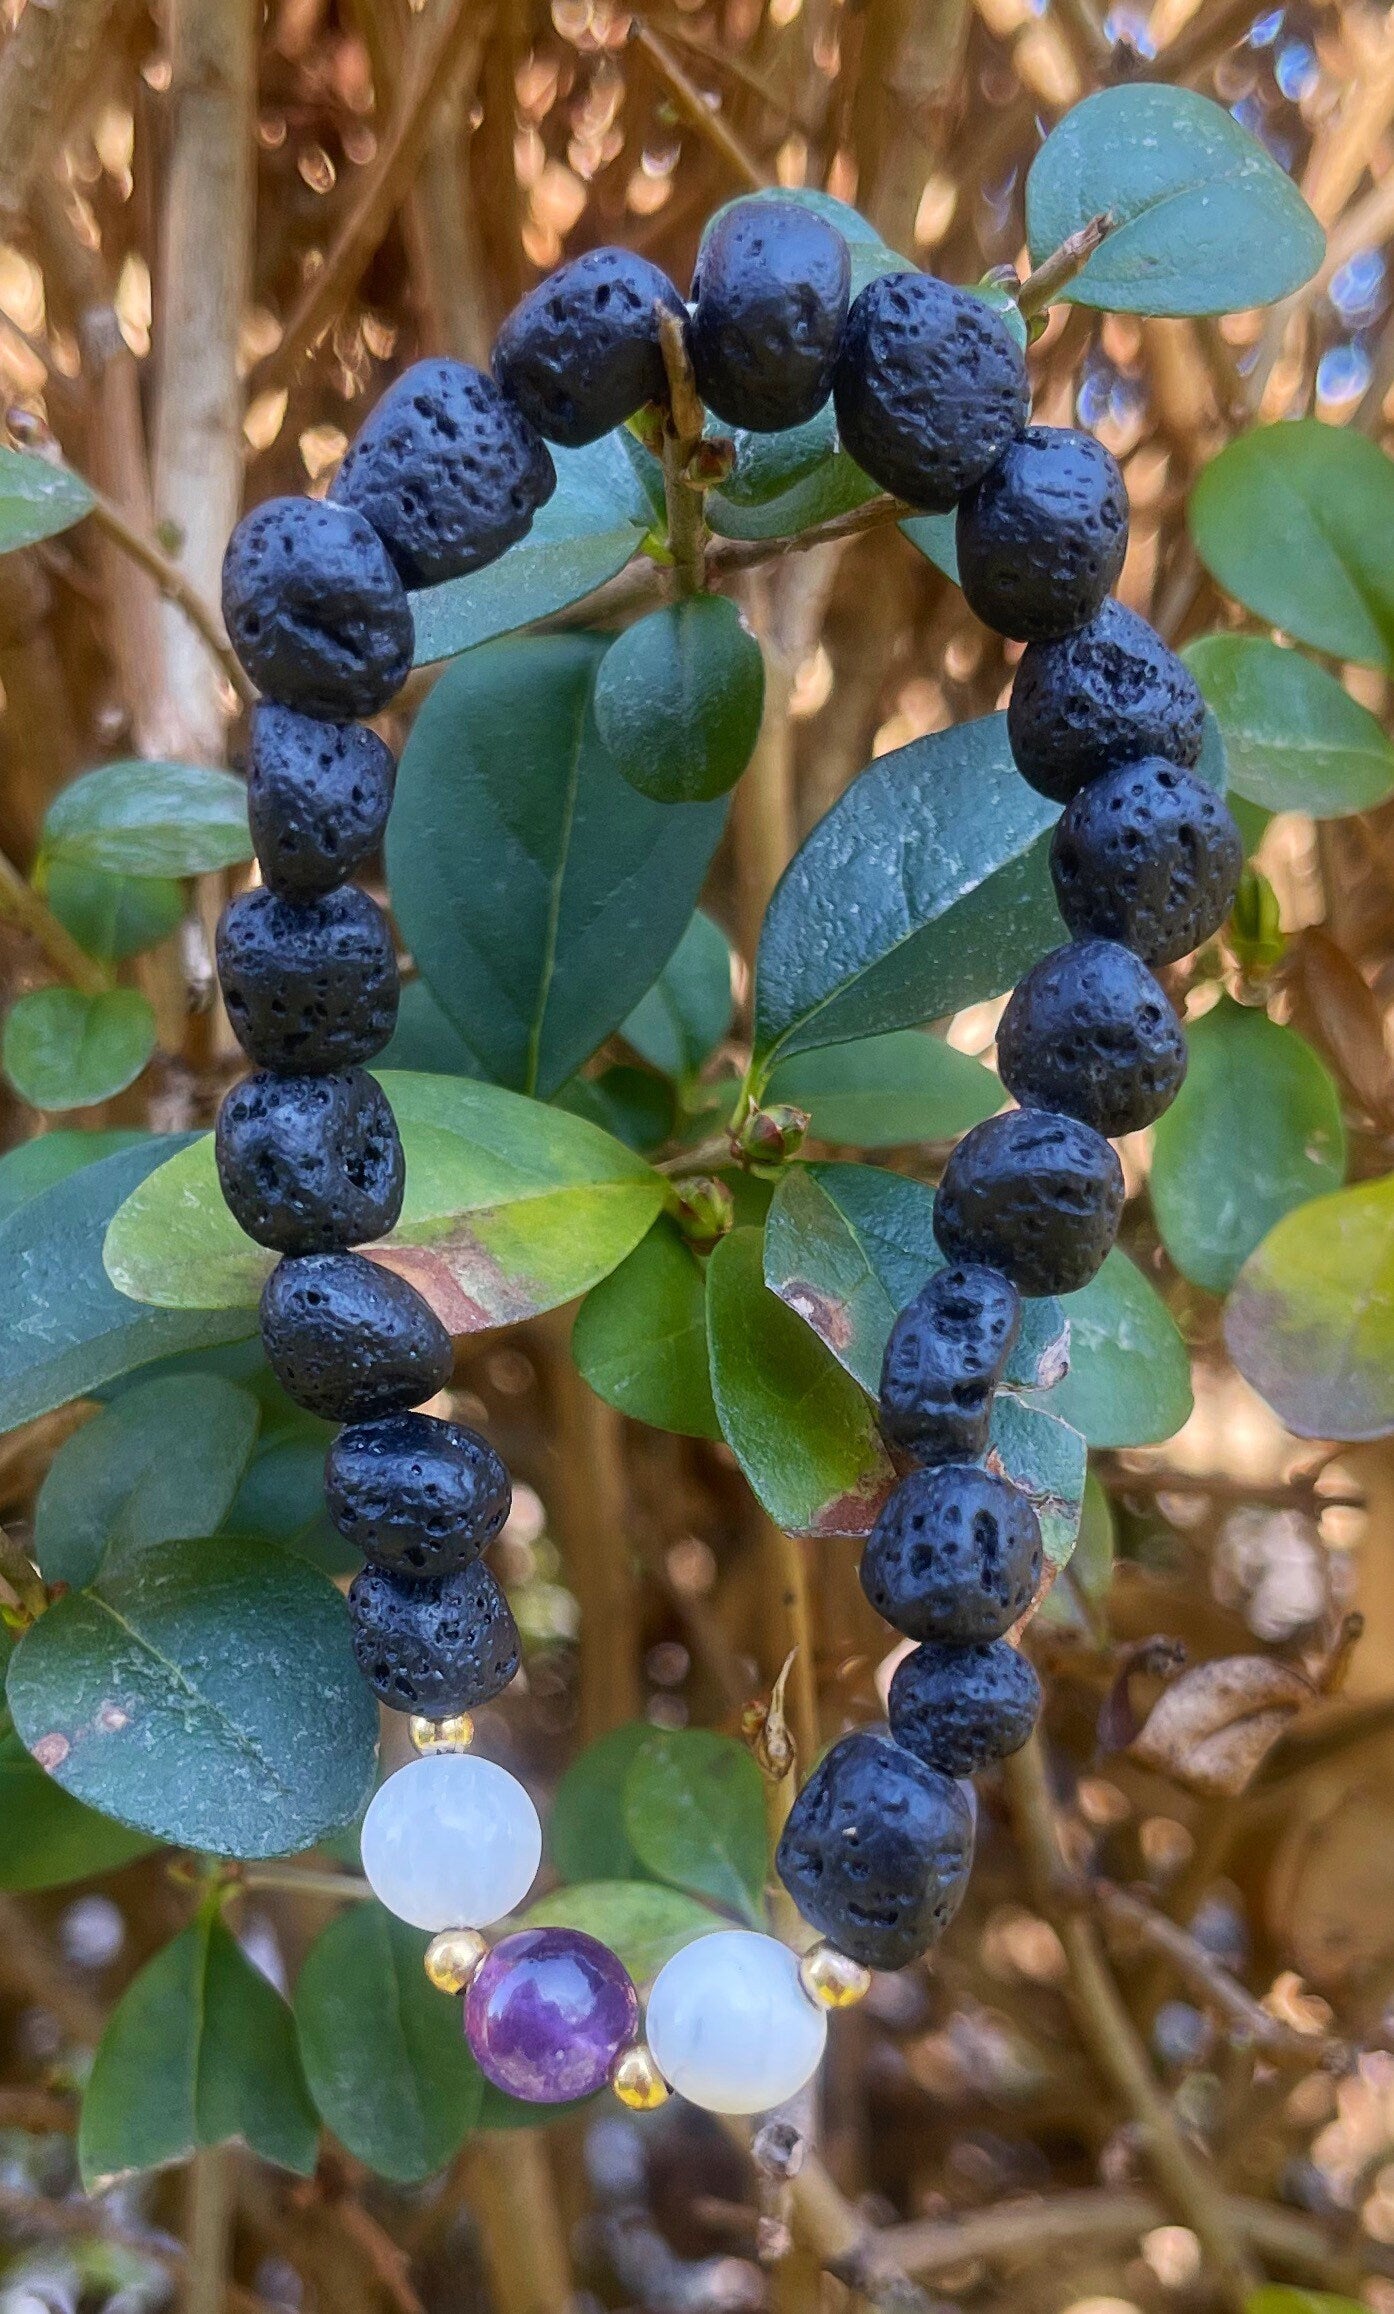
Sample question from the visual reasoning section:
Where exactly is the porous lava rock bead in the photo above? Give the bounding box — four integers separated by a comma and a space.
1007, 598, 1206, 804
247, 704, 396, 899
465, 1928, 639, 2104
216, 885, 399, 1073
997, 939, 1187, 1137
325, 1412, 511, 1578
1051, 759, 1243, 966
492, 247, 686, 448
347, 1558, 520, 1716
776, 1729, 974, 1972
933, 1109, 1124, 1297
331, 359, 556, 588
861, 1466, 1042, 1644
832, 273, 1028, 512
215, 1068, 404, 1254
888, 1640, 1042, 1777
957, 426, 1128, 644
688, 199, 850, 433
259, 1251, 452, 1423
879, 1264, 1022, 1464
221, 496, 413, 717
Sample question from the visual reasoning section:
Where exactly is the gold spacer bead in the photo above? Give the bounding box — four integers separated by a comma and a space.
798, 1941, 872, 2011
410, 1711, 475, 1755
609, 2041, 670, 2111
424, 1927, 489, 1994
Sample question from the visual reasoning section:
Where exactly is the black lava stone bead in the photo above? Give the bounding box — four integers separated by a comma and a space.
888, 1639, 1042, 1777
1051, 758, 1244, 966
331, 358, 556, 588
1008, 598, 1206, 805
957, 426, 1128, 644
776, 1729, 974, 1971
216, 885, 399, 1073
997, 939, 1187, 1137
325, 1412, 512, 1578
492, 247, 687, 448
347, 1559, 520, 1717
215, 1069, 404, 1255
833, 273, 1028, 512
259, 1252, 452, 1423
933, 1109, 1124, 1297
247, 704, 396, 900
688, 199, 850, 433
221, 496, 413, 717
879, 1264, 1022, 1464
861, 1466, 1042, 1644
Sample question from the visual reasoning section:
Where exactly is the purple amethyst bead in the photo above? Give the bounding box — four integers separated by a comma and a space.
463, 1927, 639, 2103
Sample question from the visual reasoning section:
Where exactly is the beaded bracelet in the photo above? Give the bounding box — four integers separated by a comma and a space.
214, 197, 1242, 2122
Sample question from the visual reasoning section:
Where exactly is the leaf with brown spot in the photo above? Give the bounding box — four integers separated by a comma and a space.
1129, 1654, 1315, 1797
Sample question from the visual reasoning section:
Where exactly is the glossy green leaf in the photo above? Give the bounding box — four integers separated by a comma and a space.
0, 1128, 147, 1226
572, 1218, 720, 1440
706, 1224, 893, 1537
1033, 1248, 1192, 1450
6, 1536, 378, 1856
623, 1729, 766, 1924
4, 986, 157, 1111
0, 448, 94, 550
33, 1373, 261, 1588
223, 1430, 358, 1577
706, 436, 881, 543
1152, 998, 1346, 1294
0, 1139, 255, 1435
752, 713, 1060, 1075
1182, 634, 1394, 817
767, 1029, 1001, 1147
295, 1903, 483, 2183
984, 1391, 1087, 1573
1225, 1176, 1394, 1439
549, 1721, 652, 1884
377, 980, 480, 1076
0, 1728, 156, 1890
1026, 85, 1323, 316
524, 1879, 722, 1985
697, 185, 885, 256
409, 433, 653, 666
41, 761, 252, 878
553, 1062, 675, 1153
1036, 1468, 1114, 1630
389, 633, 726, 1096
80, 1910, 319, 2188
621, 910, 734, 1081
594, 595, 766, 804
715, 407, 843, 510
1189, 421, 1394, 670
44, 863, 186, 963
104, 1073, 664, 1328
900, 512, 959, 582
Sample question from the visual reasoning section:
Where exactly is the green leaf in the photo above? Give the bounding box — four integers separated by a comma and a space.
1037, 1468, 1114, 1630
594, 596, 765, 805
294, 1903, 483, 2183
223, 1431, 358, 1577
621, 909, 734, 1081
752, 713, 1060, 1075
767, 1029, 1001, 1146
706, 432, 881, 543
572, 1218, 720, 1440
0, 1728, 156, 1890
377, 980, 480, 1077
6, 1536, 378, 1856
0, 448, 94, 550
900, 512, 959, 582
388, 633, 727, 1097
1152, 998, 1346, 1294
409, 433, 653, 667
1025, 85, 1323, 316
0, 1139, 256, 1435
104, 1074, 665, 1324
1182, 634, 1394, 817
553, 1063, 675, 1153
1247, 2291, 1367, 2314
80, 1911, 319, 2188
34, 1373, 260, 1588
549, 1721, 652, 1884
0, 1128, 147, 1225
1032, 1248, 1192, 1450
1225, 1175, 1394, 1439
44, 862, 186, 963
715, 407, 843, 510
697, 185, 886, 258
1189, 420, 1394, 671
524, 1879, 722, 1985
984, 1391, 1087, 1574
623, 1729, 767, 1924
41, 761, 253, 878
4, 986, 157, 1111
706, 1224, 892, 1537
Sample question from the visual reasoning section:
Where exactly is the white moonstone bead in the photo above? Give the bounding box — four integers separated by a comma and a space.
645, 1931, 827, 2114
360, 1753, 541, 1931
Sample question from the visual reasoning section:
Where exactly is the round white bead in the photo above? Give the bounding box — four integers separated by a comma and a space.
645, 1931, 827, 2114
360, 1753, 541, 1931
